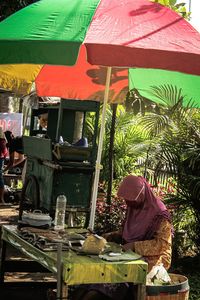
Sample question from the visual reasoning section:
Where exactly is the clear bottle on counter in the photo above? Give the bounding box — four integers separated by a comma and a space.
54, 194, 67, 231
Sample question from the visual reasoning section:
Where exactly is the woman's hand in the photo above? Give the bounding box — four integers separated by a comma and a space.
122, 242, 135, 251
102, 231, 122, 243
102, 232, 112, 240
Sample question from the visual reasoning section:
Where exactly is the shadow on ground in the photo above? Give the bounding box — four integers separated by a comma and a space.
0, 285, 51, 300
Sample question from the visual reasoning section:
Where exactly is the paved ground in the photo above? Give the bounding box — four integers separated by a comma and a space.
0, 205, 56, 300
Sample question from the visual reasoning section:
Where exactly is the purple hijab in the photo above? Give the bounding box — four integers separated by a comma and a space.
117, 175, 171, 243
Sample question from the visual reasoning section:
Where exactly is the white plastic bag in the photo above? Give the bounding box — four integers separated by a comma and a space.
146, 263, 171, 285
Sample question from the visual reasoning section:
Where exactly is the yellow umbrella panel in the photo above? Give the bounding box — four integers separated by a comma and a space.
0, 64, 42, 95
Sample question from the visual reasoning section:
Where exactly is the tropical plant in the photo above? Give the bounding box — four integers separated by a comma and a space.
0, 0, 38, 21
136, 84, 200, 250
86, 104, 147, 185
94, 192, 127, 234
153, 0, 190, 19
100, 105, 151, 187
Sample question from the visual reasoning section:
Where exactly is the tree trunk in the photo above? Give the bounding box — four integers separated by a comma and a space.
0, 93, 12, 112
106, 103, 117, 205
73, 111, 84, 143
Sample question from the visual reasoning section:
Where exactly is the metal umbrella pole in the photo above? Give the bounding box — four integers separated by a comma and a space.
89, 66, 112, 230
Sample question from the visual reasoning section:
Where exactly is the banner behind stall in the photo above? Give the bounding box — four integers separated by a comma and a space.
0, 113, 23, 137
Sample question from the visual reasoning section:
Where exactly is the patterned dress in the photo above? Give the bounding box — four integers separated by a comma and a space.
134, 218, 172, 271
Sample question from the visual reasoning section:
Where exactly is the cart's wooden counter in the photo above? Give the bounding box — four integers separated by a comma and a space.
0, 225, 148, 299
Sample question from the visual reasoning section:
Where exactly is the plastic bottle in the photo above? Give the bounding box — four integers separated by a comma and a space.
54, 194, 67, 231
59, 136, 64, 144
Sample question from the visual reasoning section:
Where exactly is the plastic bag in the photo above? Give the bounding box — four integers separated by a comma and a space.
146, 263, 171, 285
82, 234, 107, 254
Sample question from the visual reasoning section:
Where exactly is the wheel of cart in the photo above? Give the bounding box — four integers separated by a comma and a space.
19, 174, 40, 220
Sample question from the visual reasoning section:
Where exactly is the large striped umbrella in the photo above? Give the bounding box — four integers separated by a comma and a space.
1, 0, 200, 228
0, 46, 129, 103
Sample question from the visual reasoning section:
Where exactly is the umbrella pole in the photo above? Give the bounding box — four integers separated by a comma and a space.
89, 66, 112, 230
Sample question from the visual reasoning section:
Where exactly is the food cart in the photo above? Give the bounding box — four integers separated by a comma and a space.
19, 99, 100, 226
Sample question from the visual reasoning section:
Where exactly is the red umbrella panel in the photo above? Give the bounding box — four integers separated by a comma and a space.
36, 46, 128, 103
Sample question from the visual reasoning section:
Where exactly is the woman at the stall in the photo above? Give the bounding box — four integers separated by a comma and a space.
72, 175, 172, 300
110, 174, 172, 270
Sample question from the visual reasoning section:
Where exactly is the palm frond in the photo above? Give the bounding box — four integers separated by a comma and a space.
149, 84, 184, 107
138, 113, 170, 137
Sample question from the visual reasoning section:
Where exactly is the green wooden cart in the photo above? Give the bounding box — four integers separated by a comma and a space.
19, 99, 100, 226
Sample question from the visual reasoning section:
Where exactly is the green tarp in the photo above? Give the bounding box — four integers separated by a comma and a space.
2, 225, 147, 285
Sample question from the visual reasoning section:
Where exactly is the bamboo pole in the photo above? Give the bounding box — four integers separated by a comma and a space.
89, 67, 112, 230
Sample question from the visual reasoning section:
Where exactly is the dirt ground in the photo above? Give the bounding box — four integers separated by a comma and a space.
0, 204, 19, 226
0, 205, 56, 300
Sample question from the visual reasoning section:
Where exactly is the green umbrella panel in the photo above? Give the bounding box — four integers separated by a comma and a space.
0, 0, 100, 65
129, 68, 200, 108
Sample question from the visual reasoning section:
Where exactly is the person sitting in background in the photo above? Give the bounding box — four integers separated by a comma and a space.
39, 113, 48, 129
72, 175, 172, 300
0, 128, 8, 205
3, 131, 25, 173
